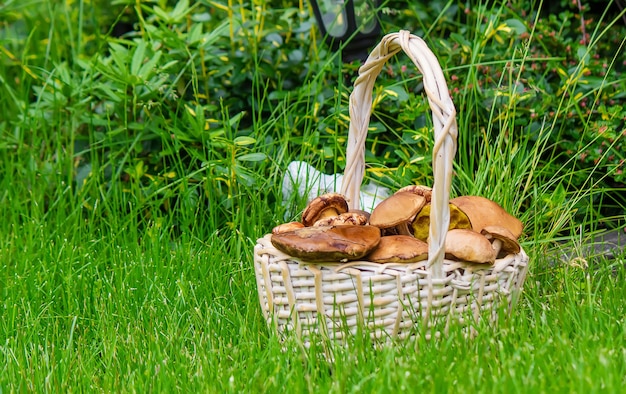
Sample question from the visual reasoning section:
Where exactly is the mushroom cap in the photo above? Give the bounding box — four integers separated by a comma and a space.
369, 191, 427, 229
450, 196, 523, 239
395, 184, 432, 203
366, 235, 428, 263
313, 211, 369, 227
301, 193, 349, 226
272, 221, 305, 235
480, 225, 521, 257
411, 203, 472, 241
271, 225, 381, 262
444, 229, 497, 264
349, 209, 371, 222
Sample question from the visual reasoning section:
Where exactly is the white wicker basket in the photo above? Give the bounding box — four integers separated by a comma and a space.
254, 31, 529, 345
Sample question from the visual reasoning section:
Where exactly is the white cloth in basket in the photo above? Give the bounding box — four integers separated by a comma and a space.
282, 161, 390, 212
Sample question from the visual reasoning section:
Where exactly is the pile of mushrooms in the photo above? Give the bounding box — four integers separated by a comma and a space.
270, 187, 523, 264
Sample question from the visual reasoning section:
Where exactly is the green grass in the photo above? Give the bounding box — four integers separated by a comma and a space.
2, 209, 625, 392
1, 0, 626, 392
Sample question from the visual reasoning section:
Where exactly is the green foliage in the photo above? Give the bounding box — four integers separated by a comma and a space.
3, 0, 622, 235
377, 0, 626, 230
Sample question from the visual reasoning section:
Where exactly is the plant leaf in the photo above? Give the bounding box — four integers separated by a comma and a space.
233, 136, 256, 146
236, 152, 267, 162
131, 40, 147, 77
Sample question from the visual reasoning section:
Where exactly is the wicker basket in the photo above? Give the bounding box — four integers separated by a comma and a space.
254, 31, 529, 345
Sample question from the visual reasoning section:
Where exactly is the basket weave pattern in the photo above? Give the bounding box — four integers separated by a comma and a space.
254, 31, 529, 343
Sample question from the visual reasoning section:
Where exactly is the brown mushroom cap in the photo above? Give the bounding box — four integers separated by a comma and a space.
369, 192, 427, 235
272, 221, 305, 235
395, 185, 432, 203
301, 193, 349, 226
450, 196, 523, 239
270, 225, 381, 262
444, 229, 497, 264
366, 235, 428, 263
411, 203, 472, 241
349, 209, 371, 222
313, 211, 368, 227
480, 225, 521, 258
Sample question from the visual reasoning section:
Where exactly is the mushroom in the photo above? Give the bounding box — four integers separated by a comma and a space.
270, 225, 381, 262
480, 225, 521, 258
272, 221, 305, 235
450, 196, 523, 239
411, 203, 472, 241
348, 209, 371, 222
369, 191, 427, 235
313, 211, 369, 227
444, 229, 497, 264
366, 235, 428, 263
395, 184, 432, 203
301, 193, 349, 226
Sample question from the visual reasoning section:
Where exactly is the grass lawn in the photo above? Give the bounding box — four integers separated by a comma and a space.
2, 0, 626, 392
2, 196, 625, 392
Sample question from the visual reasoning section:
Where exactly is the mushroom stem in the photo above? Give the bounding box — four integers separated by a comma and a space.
491, 238, 503, 256
481, 226, 520, 258
483, 232, 503, 255
396, 221, 412, 236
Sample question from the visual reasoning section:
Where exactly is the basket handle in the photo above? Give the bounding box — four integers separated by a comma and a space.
340, 30, 458, 278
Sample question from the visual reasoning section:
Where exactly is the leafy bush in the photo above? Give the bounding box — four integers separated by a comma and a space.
1, 0, 624, 236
